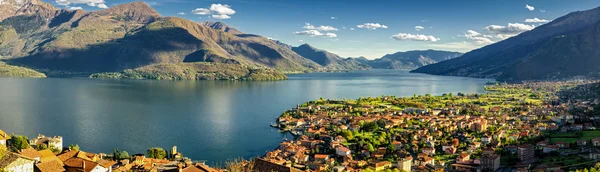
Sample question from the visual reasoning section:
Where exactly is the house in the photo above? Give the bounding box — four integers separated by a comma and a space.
314, 154, 329, 163
29, 134, 63, 152
0, 129, 9, 146
64, 158, 105, 172
480, 154, 501, 172
555, 142, 569, 148
481, 135, 492, 144
0, 152, 35, 172
19, 147, 42, 162
335, 146, 351, 157
374, 161, 392, 171
577, 140, 588, 146
398, 157, 412, 172
592, 138, 600, 147
456, 152, 470, 163
590, 149, 600, 160
543, 145, 558, 153
442, 145, 456, 154
422, 147, 435, 155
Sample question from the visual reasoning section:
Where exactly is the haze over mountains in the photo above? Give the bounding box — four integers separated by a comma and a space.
412, 5, 600, 81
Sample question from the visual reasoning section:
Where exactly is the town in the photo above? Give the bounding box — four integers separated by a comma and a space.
3, 80, 600, 172
260, 80, 600, 172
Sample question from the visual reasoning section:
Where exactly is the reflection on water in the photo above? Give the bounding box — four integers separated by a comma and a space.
0, 70, 492, 165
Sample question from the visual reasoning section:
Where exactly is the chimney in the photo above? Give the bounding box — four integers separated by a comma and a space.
82, 161, 86, 170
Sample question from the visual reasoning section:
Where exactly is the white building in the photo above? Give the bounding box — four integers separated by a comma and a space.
335, 146, 351, 157
0, 152, 35, 172
29, 134, 63, 152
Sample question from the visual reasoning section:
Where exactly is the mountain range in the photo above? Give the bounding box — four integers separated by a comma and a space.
412, 6, 600, 81
0, 0, 379, 80
358, 50, 463, 70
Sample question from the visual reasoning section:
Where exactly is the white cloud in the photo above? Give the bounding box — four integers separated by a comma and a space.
540, 9, 546, 13
192, 4, 236, 19
427, 41, 480, 52
415, 26, 425, 31
55, 0, 105, 8
485, 23, 535, 35
294, 30, 337, 38
67, 6, 83, 10
212, 14, 231, 19
299, 40, 304, 42
524, 18, 550, 23
210, 4, 235, 15
97, 3, 107, 9
357, 23, 388, 30
464, 30, 494, 44
330, 17, 337, 20
177, 12, 186, 15
192, 8, 211, 15
391, 33, 440, 42
324, 33, 337, 38
303, 23, 338, 31
525, 4, 535, 11
350, 28, 354, 31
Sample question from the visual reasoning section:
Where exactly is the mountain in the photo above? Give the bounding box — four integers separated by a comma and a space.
363, 50, 462, 70
291, 44, 370, 71
0, 0, 58, 21
0, 1, 325, 79
412, 6, 600, 81
201, 21, 243, 35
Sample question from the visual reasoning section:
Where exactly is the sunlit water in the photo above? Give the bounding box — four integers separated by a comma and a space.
0, 70, 492, 165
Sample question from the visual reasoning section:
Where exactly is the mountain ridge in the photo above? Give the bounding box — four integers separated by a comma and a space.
412, 5, 600, 81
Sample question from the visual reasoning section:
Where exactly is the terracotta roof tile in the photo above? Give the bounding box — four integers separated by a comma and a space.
35, 160, 66, 172
19, 147, 42, 159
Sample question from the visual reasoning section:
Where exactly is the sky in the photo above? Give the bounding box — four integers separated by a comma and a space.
44, 0, 600, 59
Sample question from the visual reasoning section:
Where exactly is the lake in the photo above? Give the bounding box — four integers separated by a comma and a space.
0, 70, 492, 165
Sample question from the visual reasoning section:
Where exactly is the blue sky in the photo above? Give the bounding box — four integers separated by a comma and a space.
45, 0, 600, 59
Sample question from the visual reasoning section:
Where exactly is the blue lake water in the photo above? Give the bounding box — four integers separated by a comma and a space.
0, 70, 492, 165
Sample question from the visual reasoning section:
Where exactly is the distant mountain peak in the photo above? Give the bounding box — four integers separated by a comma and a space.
90, 1, 159, 23
0, 0, 58, 21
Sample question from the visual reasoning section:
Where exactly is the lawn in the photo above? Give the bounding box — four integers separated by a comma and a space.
582, 131, 600, 140
549, 131, 600, 143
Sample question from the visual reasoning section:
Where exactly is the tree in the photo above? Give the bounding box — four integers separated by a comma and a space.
68, 144, 80, 151
35, 144, 48, 151
120, 151, 130, 160
147, 147, 167, 159
113, 148, 121, 161
8, 135, 29, 151
367, 143, 375, 152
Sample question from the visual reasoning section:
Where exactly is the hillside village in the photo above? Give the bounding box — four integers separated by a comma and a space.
255, 81, 600, 172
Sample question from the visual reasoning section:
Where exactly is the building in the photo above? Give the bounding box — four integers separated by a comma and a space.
335, 146, 351, 157
398, 157, 412, 172
29, 134, 63, 152
374, 161, 392, 171
0, 152, 35, 172
480, 154, 501, 172
518, 144, 535, 163
0, 129, 9, 146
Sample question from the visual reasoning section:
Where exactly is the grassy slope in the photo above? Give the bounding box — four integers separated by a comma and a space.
0, 62, 46, 78
90, 62, 287, 81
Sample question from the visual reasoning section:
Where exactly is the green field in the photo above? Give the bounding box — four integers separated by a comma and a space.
549, 131, 600, 143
